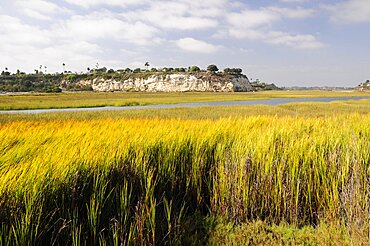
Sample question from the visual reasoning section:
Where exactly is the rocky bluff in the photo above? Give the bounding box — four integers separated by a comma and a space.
63, 72, 253, 92
357, 80, 370, 91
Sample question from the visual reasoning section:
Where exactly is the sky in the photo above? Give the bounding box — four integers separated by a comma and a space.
0, 0, 369, 87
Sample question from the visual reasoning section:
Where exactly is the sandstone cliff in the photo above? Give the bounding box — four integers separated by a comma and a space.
63, 72, 253, 92
357, 80, 370, 91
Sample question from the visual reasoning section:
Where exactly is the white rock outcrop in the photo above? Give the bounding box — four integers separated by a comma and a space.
357, 80, 370, 91
73, 73, 252, 92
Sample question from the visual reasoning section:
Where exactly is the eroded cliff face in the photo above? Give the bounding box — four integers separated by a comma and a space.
68, 73, 252, 92
357, 80, 370, 91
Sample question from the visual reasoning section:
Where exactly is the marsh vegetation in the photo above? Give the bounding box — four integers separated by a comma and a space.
1, 90, 369, 110
0, 98, 369, 245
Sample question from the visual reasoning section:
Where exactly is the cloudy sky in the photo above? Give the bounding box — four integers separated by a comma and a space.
0, 0, 369, 86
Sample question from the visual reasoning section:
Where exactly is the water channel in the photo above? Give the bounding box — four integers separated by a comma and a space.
1, 96, 369, 114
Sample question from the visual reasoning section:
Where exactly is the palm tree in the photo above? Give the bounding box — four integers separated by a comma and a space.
3, 67, 8, 76
145, 62, 150, 71
62, 63, 66, 73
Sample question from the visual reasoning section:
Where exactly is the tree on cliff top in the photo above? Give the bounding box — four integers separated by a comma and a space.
207, 64, 219, 72
189, 66, 200, 72
224, 68, 242, 75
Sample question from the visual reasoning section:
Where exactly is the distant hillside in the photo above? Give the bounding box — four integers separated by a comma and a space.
281, 86, 355, 91
357, 80, 370, 91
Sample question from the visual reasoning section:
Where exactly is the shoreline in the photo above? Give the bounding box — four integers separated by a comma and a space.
1, 96, 369, 114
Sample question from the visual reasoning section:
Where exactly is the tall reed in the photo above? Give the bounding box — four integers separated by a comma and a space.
0, 114, 369, 244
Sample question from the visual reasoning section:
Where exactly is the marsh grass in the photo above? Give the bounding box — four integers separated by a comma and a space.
208, 219, 355, 245
0, 112, 369, 244
1, 99, 370, 123
1, 90, 369, 110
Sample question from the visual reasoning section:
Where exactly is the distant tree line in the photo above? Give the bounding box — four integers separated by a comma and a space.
1, 64, 244, 76
223, 68, 243, 75
250, 81, 281, 91
0, 73, 62, 93
85, 64, 243, 75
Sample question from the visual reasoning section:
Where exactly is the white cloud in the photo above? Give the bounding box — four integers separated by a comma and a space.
266, 31, 324, 49
15, 0, 65, 20
38, 41, 102, 70
227, 6, 315, 28
0, 9, 160, 71
225, 6, 323, 49
324, 0, 370, 23
227, 9, 279, 29
175, 0, 227, 17
228, 29, 263, 40
176, 38, 220, 53
228, 27, 324, 49
0, 15, 51, 45
0, 0, 326, 74
124, 1, 220, 30
55, 12, 159, 46
137, 12, 217, 31
63, 0, 147, 8
21, 9, 51, 21
267, 7, 315, 19
0, 14, 102, 72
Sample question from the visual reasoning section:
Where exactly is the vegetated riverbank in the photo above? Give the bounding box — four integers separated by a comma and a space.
0, 101, 370, 245
1, 90, 370, 110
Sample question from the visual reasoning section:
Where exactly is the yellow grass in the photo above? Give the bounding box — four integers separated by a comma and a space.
1, 99, 369, 123
0, 110, 369, 244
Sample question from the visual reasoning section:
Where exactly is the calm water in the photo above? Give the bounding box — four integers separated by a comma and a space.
1, 96, 369, 114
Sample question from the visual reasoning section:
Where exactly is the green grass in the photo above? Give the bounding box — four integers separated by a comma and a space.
208, 219, 361, 245
0, 90, 369, 110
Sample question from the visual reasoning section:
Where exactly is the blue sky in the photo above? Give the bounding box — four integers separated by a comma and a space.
0, 0, 369, 86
